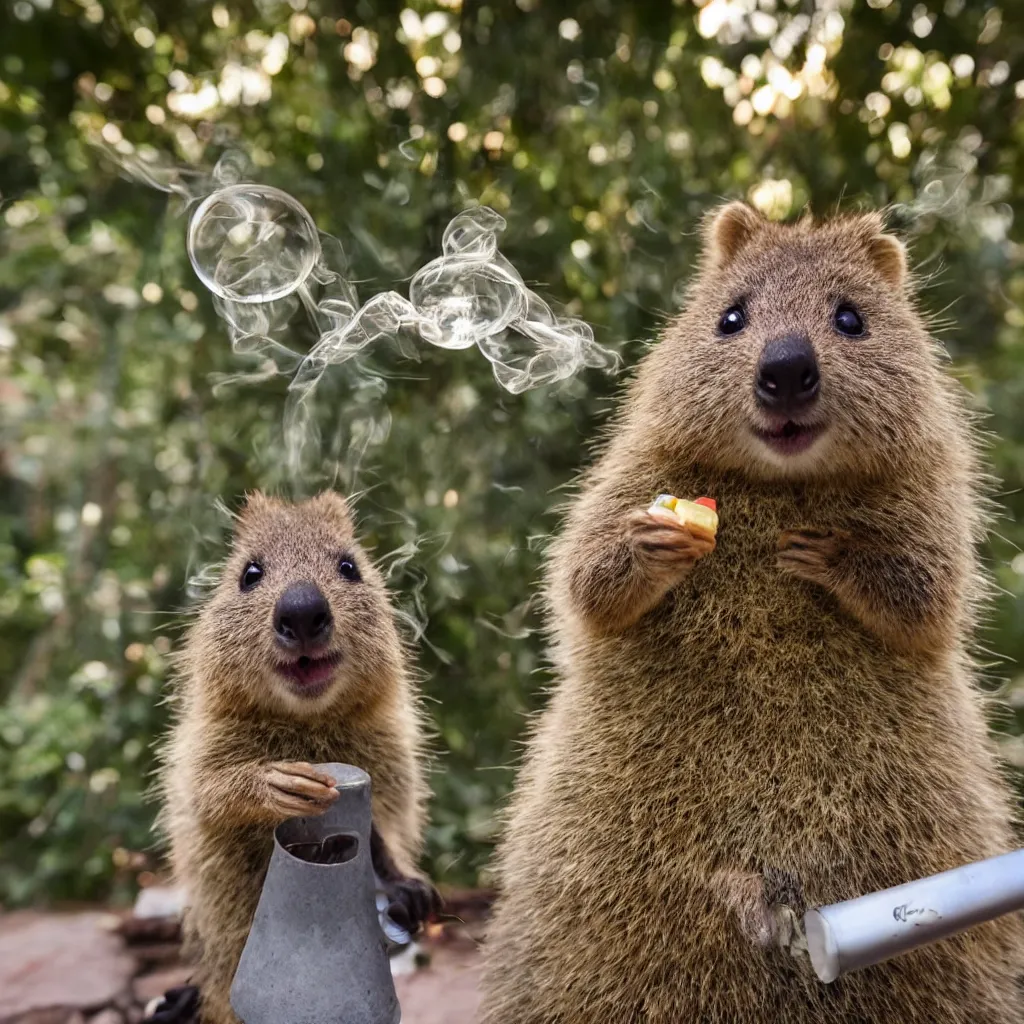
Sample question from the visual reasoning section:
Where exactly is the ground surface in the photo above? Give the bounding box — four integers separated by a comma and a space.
395, 938, 481, 1024
0, 897, 483, 1024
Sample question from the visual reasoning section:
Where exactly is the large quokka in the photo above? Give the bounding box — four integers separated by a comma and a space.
479, 203, 1024, 1023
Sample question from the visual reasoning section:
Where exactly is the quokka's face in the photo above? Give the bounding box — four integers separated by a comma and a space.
198, 491, 398, 716
648, 203, 937, 483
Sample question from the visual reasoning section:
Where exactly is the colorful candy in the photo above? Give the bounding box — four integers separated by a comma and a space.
648, 494, 719, 540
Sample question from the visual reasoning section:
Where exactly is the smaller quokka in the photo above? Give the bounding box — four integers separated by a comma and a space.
156, 491, 436, 1024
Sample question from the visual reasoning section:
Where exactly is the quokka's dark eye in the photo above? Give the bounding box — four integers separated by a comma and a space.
240, 562, 264, 591
834, 303, 865, 337
338, 556, 361, 582
718, 304, 746, 336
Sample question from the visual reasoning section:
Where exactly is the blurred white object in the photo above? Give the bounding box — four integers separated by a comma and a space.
133, 884, 187, 920
804, 848, 1024, 983
389, 942, 421, 977
375, 879, 413, 952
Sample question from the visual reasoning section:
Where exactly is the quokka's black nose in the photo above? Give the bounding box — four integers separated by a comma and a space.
755, 334, 821, 413
274, 582, 333, 649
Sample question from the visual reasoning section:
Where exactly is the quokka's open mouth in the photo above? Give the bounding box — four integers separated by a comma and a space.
276, 652, 342, 695
754, 419, 825, 456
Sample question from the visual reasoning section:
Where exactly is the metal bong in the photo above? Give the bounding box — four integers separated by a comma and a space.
804, 847, 1024, 983
230, 764, 401, 1024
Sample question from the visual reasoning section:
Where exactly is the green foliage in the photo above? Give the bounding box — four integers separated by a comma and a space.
1, 0, 1023, 905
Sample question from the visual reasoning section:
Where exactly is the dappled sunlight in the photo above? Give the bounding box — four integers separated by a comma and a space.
0, 0, 1022, 911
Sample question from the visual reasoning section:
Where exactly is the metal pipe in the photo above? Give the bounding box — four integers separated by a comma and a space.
803, 848, 1024, 983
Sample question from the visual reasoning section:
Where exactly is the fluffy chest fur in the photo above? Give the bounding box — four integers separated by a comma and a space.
546, 475, 1005, 901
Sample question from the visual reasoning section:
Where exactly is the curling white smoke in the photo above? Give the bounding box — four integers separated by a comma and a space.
189, 184, 613, 393
101, 143, 617, 483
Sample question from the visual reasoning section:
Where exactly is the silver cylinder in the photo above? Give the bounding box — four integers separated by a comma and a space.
804, 848, 1024, 983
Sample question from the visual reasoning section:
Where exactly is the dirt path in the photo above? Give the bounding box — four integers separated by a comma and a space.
0, 909, 483, 1024
396, 937, 482, 1023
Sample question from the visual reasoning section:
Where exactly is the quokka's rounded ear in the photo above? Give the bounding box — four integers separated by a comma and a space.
236, 490, 276, 528
850, 210, 907, 289
702, 201, 764, 268
309, 490, 356, 528
866, 232, 907, 289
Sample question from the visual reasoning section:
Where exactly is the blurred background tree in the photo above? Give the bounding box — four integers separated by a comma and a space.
1, 0, 1022, 906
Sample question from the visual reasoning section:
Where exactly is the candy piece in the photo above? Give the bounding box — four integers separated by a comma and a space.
673, 498, 719, 540
646, 493, 719, 541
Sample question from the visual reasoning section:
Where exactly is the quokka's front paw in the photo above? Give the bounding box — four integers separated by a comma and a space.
381, 875, 443, 936
262, 761, 339, 820
776, 528, 849, 587
626, 508, 715, 587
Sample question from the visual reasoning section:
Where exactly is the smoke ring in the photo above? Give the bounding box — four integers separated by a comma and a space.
186, 183, 322, 304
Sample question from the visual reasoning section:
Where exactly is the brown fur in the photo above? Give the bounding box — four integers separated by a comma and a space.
479, 203, 1024, 1023
156, 492, 427, 1024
